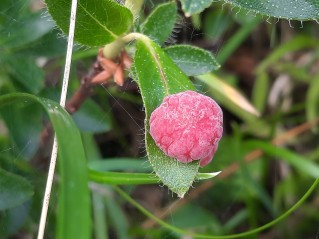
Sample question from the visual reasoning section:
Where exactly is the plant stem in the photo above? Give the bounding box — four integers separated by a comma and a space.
37, 0, 78, 238
65, 63, 100, 113
142, 118, 319, 228
217, 18, 261, 65
102, 32, 150, 59
125, 0, 144, 19
122, 32, 150, 43
102, 38, 126, 59
115, 177, 319, 238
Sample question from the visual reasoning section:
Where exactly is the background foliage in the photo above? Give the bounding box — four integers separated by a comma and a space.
1, 0, 319, 238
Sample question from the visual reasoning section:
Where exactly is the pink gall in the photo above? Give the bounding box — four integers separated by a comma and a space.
149, 90, 223, 167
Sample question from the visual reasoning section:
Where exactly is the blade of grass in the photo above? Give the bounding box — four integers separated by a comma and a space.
0, 93, 91, 239
216, 17, 261, 65
89, 170, 159, 185
197, 73, 260, 121
244, 140, 319, 178
88, 158, 151, 172
105, 196, 129, 239
92, 193, 108, 239
38, 1, 79, 238
81, 134, 108, 239
114, 176, 319, 238
257, 36, 319, 73
89, 170, 221, 185
306, 75, 319, 132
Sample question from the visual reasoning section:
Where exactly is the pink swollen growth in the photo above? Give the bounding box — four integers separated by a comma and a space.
149, 90, 223, 167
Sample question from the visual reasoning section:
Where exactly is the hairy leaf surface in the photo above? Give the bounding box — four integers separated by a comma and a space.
45, 0, 133, 46
165, 45, 220, 76
141, 2, 177, 44
134, 39, 198, 197
180, 0, 215, 16
225, 0, 319, 20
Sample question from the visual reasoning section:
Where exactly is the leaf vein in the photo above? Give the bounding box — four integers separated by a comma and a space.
78, 2, 118, 39
150, 48, 169, 95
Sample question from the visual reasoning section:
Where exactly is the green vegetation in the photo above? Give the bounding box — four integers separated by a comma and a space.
1, 0, 319, 238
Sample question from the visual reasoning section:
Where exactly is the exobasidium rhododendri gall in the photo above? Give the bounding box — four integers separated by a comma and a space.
149, 90, 223, 167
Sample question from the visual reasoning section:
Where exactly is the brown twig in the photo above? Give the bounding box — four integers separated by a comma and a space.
65, 60, 101, 113
39, 59, 102, 144
141, 118, 319, 229
40, 50, 132, 144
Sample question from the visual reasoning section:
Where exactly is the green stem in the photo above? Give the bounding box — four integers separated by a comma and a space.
102, 38, 126, 59
114, 177, 319, 238
102, 32, 150, 59
92, 193, 108, 239
217, 18, 261, 65
122, 32, 150, 43
102, 0, 145, 58
125, 0, 144, 19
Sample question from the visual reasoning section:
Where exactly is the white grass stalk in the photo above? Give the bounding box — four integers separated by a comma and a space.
37, 1, 78, 238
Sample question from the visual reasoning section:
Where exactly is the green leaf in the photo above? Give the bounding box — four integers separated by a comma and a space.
165, 45, 220, 76
89, 170, 219, 185
203, 8, 232, 40
0, 93, 91, 239
257, 36, 319, 73
115, 177, 319, 239
141, 2, 177, 44
6, 57, 44, 94
88, 158, 151, 172
134, 38, 198, 197
104, 196, 129, 239
89, 170, 160, 185
0, 102, 42, 158
197, 73, 260, 121
223, 0, 319, 20
0, 202, 31, 237
0, 0, 20, 25
224, 210, 248, 231
273, 63, 312, 83
252, 72, 269, 113
168, 204, 221, 229
0, 168, 34, 210
92, 194, 108, 239
0, 12, 54, 49
45, 0, 133, 46
19, 30, 67, 57
306, 76, 319, 130
72, 99, 112, 133
245, 140, 319, 178
88, 161, 220, 184
180, 0, 215, 16
216, 17, 261, 65
195, 171, 221, 180
0, 0, 32, 26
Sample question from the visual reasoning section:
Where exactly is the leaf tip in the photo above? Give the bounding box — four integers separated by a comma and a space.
184, 12, 191, 18
178, 192, 185, 198
196, 171, 222, 180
